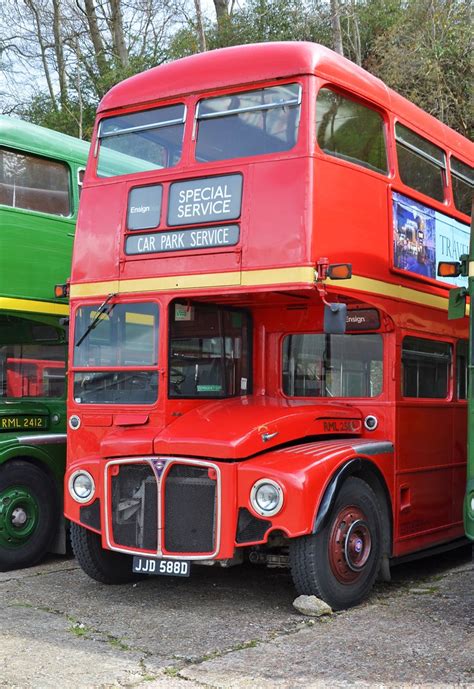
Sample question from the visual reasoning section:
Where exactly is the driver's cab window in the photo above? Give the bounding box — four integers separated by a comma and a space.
169, 302, 251, 398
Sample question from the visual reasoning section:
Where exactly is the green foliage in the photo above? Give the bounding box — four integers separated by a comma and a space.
18, 94, 96, 140
369, 0, 472, 137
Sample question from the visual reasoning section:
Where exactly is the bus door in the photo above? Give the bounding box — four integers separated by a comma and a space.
395, 335, 454, 548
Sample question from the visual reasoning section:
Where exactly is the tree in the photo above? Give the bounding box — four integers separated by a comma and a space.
369, 0, 472, 136
0, 0, 182, 137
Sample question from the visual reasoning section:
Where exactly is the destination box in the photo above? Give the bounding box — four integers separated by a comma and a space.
127, 184, 162, 230
125, 224, 240, 255
168, 174, 242, 226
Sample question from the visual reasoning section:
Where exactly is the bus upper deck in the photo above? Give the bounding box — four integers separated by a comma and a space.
0, 116, 89, 304
72, 42, 472, 305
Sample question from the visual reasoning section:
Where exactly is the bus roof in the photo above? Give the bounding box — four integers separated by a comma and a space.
0, 116, 90, 164
98, 42, 469, 159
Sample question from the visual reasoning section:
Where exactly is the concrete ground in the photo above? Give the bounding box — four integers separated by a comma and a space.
0, 546, 472, 689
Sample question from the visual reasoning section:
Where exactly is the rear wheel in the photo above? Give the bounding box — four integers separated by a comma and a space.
290, 477, 383, 610
70, 522, 136, 584
0, 460, 59, 572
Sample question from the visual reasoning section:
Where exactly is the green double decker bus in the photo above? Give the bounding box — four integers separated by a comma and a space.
0, 117, 89, 570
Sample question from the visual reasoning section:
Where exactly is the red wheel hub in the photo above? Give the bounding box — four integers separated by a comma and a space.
328, 506, 372, 584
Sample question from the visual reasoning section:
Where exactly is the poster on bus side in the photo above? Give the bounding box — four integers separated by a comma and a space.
392, 192, 469, 287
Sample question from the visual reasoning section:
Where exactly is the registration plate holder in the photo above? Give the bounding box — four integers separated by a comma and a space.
132, 556, 190, 577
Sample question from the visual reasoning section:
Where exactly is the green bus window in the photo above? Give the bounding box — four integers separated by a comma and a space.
195, 84, 301, 163
0, 148, 70, 216
451, 157, 473, 217
316, 88, 388, 174
395, 124, 446, 203
402, 337, 451, 399
0, 315, 66, 400
282, 333, 383, 398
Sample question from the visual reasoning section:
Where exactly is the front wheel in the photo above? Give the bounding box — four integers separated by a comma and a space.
290, 477, 383, 610
70, 522, 136, 584
0, 460, 59, 572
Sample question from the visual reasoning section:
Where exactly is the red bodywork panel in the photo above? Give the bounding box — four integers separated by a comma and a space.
153, 397, 362, 459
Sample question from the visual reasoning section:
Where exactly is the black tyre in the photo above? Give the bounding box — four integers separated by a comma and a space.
0, 460, 59, 572
70, 522, 136, 584
290, 477, 383, 610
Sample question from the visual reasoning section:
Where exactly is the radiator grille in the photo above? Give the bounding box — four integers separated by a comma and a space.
110, 463, 157, 550
164, 464, 217, 553
108, 460, 218, 555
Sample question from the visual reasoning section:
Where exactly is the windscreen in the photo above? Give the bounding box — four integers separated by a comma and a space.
73, 302, 159, 405
0, 316, 66, 399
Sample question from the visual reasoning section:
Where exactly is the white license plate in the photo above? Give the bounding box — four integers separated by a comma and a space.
132, 556, 190, 577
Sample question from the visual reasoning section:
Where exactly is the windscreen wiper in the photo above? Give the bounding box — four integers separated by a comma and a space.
75, 293, 116, 347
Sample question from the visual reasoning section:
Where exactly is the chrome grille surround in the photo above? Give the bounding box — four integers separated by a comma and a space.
103, 456, 222, 560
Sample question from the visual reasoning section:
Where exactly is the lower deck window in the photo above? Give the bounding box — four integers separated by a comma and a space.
283, 333, 383, 398
0, 316, 66, 399
402, 337, 451, 398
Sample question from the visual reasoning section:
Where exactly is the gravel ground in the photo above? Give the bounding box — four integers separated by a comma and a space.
0, 546, 472, 689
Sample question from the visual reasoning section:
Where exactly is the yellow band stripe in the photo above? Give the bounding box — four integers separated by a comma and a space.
70, 268, 453, 312
0, 297, 69, 316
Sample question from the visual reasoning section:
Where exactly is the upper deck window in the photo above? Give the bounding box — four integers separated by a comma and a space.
97, 104, 185, 178
0, 148, 70, 216
451, 157, 473, 217
316, 88, 388, 174
195, 83, 301, 163
395, 124, 446, 203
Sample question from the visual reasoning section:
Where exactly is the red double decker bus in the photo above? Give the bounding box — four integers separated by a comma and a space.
65, 42, 473, 609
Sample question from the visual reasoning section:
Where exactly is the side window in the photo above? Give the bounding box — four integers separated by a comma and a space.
282, 333, 383, 398
316, 88, 388, 174
451, 157, 473, 217
395, 124, 446, 203
456, 339, 468, 400
402, 336, 451, 399
0, 148, 70, 216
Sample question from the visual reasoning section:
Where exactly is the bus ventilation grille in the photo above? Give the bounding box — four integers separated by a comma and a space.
164, 464, 217, 553
111, 463, 158, 551
236, 508, 271, 544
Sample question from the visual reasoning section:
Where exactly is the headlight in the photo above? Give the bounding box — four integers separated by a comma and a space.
69, 470, 95, 503
250, 479, 284, 517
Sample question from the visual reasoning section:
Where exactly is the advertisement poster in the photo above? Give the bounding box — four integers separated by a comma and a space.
392, 192, 469, 287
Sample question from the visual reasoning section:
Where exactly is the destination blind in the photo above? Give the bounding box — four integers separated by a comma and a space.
125, 225, 240, 255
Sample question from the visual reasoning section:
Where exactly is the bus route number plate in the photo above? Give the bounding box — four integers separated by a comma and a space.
132, 556, 190, 577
